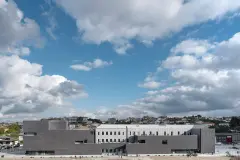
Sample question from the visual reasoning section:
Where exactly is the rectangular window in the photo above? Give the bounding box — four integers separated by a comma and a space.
102, 139, 104, 143
114, 139, 116, 142
106, 149, 108, 153
102, 132, 104, 135
110, 132, 112, 135
156, 131, 158, 136
118, 131, 120, 135
143, 131, 145, 135
149, 131, 152, 135
110, 139, 112, 142
126, 139, 129, 142
106, 139, 108, 142
184, 132, 186, 135
106, 132, 108, 135
171, 131, 173, 136
118, 139, 120, 142
98, 139, 100, 142
122, 139, 125, 142
130, 131, 131, 135
102, 149, 104, 153
122, 132, 124, 135
133, 132, 135, 135
84, 140, 87, 143
114, 131, 116, 135
164, 131, 166, 136
138, 140, 145, 143
24, 132, 37, 136
75, 141, 83, 144
109, 149, 112, 153
178, 131, 180, 135
98, 132, 100, 135
162, 140, 168, 144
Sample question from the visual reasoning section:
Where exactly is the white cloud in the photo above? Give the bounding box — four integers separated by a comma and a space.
171, 39, 215, 56
56, 0, 240, 53
138, 74, 161, 89
0, 55, 87, 115
0, 0, 42, 55
86, 32, 240, 119
70, 59, 113, 71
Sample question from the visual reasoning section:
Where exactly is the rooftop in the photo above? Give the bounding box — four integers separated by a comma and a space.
96, 124, 201, 129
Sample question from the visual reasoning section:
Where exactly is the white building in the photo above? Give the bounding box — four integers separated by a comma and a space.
95, 124, 196, 144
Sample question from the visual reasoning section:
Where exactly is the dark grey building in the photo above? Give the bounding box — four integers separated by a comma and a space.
23, 120, 215, 155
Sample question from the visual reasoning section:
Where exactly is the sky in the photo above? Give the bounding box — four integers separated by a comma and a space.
1, 0, 240, 121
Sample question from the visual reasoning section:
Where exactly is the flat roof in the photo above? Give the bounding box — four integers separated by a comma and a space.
96, 124, 198, 129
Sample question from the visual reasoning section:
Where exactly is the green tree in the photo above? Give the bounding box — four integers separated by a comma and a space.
0, 128, 5, 135
230, 117, 240, 129
6, 123, 20, 134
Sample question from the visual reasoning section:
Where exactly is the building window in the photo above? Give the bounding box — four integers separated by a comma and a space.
102, 132, 104, 135
84, 140, 87, 143
106, 132, 108, 135
184, 132, 186, 135
143, 131, 145, 135
98, 139, 100, 143
130, 131, 131, 135
106, 139, 108, 143
126, 139, 129, 143
98, 132, 100, 135
156, 131, 158, 136
114, 139, 116, 142
162, 140, 168, 144
164, 131, 166, 136
118, 131, 120, 135
138, 140, 145, 143
102, 139, 104, 143
149, 131, 152, 135
75, 141, 83, 144
123, 132, 124, 135
171, 131, 173, 136
133, 132, 135, 135
123, 139, 125, 142
102, 149, 104, 153
106, 149, 108, 153
118, 139, 120, 142
114, 131, 116, 135
110, 139, 112, 142
109, 149, 112, 153
110, 132, 112, 135
178, 131, 180, 135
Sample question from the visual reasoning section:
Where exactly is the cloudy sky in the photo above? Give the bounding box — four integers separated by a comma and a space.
1, 0, 240, 121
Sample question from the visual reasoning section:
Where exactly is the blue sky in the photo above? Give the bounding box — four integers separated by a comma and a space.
1, 0, 240, 120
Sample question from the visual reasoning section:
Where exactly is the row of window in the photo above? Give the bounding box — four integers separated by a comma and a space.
98, 139, 126, 143
98, 131, 191, 136
102, 148, 123, 153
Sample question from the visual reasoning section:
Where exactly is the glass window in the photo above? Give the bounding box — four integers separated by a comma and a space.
98, 132, 100, 135
106, 139, 108, 142
102, 139, 104, 142
102, 149, 104, 153
150, 131, 152, 135
106, 149, 108, 153
164, 131, 166, 135
123, 139, 125, 142
130, 131, 131, 135
123, 132, 124, 135
109, 149, 112, 153
133, 132, 135, 135
114, 131, 116, 135
110, 139, 112, 142
118, 139, 120, 142
171, 131, 173, 136
102, 132, 104, 135
114, 139, 116, 142
143, 131, 145, 135
156, 131, 158, 135
106, 132, 108, 135
178, 131, 180, 135
98, 139, 100, 142
118, 131, 120, 135
110, 132, 112, 135
162, 140, 168, 144
184, 132, 186, 135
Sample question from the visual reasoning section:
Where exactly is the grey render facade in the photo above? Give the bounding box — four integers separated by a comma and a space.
23, 120, 215, 155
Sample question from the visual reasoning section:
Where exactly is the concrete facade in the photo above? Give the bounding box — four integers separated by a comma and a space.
23, 120, 215, 155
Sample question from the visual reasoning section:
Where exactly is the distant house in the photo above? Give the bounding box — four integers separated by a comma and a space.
0, 136, 14, 145
108, 118, 117, 124
218, 123, 229, 127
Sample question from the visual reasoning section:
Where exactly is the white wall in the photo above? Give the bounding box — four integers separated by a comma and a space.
95, 125, 194, 143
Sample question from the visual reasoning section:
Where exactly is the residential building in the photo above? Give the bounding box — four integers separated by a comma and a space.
23, 120, 215, 155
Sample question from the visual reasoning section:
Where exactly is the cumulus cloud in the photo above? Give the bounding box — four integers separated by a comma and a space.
0, 55, 87, 115
0, 0, 42, 55
70, 59, 113, 71
86, 32, 240, 119
138, 74, 161, 89
56, 0, 240, 53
